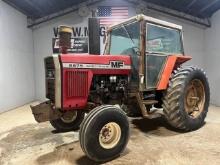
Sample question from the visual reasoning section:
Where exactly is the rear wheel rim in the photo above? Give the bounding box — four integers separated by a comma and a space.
184, 79, 205, 118
99, 122, 121, 149
61, 111, 77, 123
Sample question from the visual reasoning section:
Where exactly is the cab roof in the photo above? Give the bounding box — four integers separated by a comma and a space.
109, 14, 182, 31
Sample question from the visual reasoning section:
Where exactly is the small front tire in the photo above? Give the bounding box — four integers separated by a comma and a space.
50, 110, 85, 132
79, 105, 130, 162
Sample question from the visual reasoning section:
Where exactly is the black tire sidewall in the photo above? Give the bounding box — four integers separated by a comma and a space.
84, 107, 129, 162
180, 69, 210, 129
50, 110, 85, 131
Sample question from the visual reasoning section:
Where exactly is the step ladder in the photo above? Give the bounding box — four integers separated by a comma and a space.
136, 92, 163, 119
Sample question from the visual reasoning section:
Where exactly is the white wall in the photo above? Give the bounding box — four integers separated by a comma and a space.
205, 10, 220, 106
0, 1, 35, 112
33, 0, 206, 101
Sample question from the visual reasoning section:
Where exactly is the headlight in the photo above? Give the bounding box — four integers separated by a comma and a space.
47, 70, 55, 78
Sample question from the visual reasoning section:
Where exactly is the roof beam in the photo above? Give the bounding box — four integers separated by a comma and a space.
126, 0, 211, 27
27, 0, 211, 28
23, 0, 45, 18
199, 0, 219, 13
28, 0, 103, 28
186, 0, 198, 10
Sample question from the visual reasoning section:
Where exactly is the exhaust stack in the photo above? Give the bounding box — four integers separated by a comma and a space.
58, 25, 72, 54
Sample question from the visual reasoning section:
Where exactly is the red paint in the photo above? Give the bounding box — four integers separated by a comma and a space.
60, 54, 131, 110
157, 55, 192, 90
62, 69, 93, 109
60, 54, 131, 65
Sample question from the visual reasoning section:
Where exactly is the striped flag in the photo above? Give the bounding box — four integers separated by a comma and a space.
97, 6, 129, 26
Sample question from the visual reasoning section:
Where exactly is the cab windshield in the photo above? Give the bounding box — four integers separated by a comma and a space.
109, 21, 140, 54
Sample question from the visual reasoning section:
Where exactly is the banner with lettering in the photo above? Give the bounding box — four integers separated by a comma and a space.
52, 26, 106, 54
52, 37, 88, 53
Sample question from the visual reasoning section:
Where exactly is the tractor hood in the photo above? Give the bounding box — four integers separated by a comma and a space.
60, 54, 131, 71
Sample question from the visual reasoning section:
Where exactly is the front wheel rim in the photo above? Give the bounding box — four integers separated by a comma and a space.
184, 79, 205, 118
61, 111, 77, 123
99, 122, 121, 149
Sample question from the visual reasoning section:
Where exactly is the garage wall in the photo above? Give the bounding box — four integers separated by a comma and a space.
0, 2, 35, 112
33, 0, 206, 101
205, 10, 220, 106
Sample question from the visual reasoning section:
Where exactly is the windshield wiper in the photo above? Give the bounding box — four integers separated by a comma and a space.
122, 24, 135, 46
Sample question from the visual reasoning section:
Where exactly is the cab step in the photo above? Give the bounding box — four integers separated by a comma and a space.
142, 100, 158, 105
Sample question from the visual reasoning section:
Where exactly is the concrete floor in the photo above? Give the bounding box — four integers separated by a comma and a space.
0, 103, 220, 165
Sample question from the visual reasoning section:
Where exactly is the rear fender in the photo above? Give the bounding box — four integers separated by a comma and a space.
157, 55, 192, 90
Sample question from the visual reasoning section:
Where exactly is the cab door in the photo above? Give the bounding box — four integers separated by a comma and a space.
109, 21, 141, 86
145, 23, 183, 89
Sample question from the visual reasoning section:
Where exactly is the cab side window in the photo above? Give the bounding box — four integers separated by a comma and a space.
146, 23, 183, 54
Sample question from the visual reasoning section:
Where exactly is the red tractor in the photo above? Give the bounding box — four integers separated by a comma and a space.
31, 14, 210, 162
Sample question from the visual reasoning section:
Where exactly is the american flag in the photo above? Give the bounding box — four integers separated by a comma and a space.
98, 6, 129, 26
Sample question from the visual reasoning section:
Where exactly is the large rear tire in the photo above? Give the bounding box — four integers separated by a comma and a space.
50, 110, 85, 132
79, 105, 130, 162
162, 66, 210, 131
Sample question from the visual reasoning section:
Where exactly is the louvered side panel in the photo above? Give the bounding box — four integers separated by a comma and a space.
66, 70, 88, 97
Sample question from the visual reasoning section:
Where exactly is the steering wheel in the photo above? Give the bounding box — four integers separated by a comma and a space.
120, 47, 140, 56
132, 47, 141, 56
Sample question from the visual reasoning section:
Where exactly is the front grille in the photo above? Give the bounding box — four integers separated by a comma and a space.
66, 70, 88, 97
45, 57, 55, 102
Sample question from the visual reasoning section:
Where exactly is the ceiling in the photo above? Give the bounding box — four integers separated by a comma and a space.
3, 0, 220, 27
144, 0, 220, 19
3, 0, 88, 19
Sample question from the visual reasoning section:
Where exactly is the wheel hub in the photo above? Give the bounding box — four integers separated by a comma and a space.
61, 111, 77, 123
99, 122, 121, 149
184, 79, 205, 118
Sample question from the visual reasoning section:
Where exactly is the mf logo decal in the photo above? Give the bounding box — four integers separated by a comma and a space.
110, 61, 124, 68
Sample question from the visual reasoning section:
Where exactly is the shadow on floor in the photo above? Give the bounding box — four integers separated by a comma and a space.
36, 139, 131, 165
36, 141, 98, 165
131, 116, 206, 137
131, 117, 186, 137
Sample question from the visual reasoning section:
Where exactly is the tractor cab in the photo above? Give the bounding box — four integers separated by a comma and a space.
104, 14, 185, 90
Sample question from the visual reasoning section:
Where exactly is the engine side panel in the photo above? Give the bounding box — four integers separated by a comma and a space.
62, 69, 93, 109
60, 54, 131, 110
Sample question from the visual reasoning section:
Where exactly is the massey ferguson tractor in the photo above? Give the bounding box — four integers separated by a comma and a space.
31, 14, 210, 162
